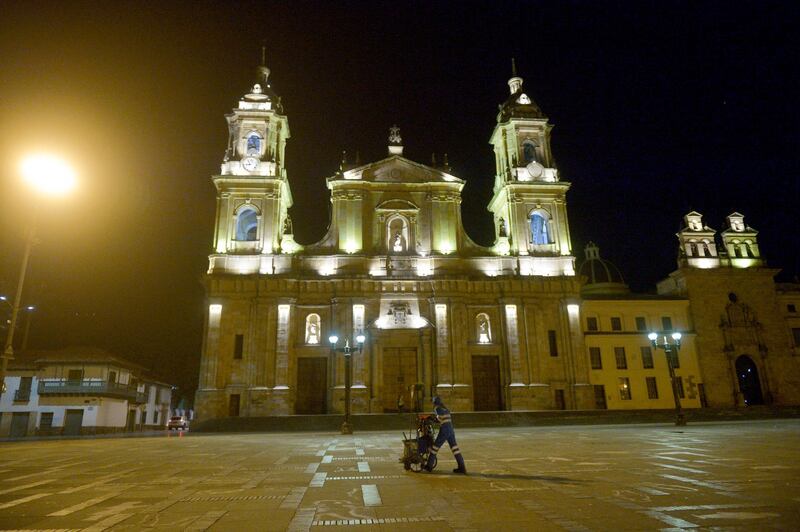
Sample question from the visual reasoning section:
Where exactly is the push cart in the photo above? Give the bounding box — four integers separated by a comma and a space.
400, 413, 438, 472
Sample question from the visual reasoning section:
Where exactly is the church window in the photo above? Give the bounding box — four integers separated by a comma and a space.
788, 304, 797, 313
548, 330, 558, 356
476, 313, 492, 344
522, 140, 538, 163
530, 212, 551, 245
586, 317, 598, 331
246, 133, 261, 155
235, 207, 259, 241
305, 314, 321, 344
701, 240, 711, 256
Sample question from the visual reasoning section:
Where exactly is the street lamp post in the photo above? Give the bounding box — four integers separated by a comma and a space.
648, 331, 687, 426
21, 306, 36, 351
328, 332, 366, 434
0, 154, 75, 394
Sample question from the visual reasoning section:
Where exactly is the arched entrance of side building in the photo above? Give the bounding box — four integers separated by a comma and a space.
735, 355, 764, 406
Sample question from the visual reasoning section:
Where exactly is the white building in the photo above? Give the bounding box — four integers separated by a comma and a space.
0, 347, 173, 437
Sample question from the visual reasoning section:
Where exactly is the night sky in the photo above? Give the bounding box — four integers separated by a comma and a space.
1, 1, 798, 400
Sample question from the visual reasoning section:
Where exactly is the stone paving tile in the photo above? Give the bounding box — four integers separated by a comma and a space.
0, 420, 799, 530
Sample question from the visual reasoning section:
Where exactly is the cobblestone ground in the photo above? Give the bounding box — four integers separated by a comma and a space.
0, 420, 799, 531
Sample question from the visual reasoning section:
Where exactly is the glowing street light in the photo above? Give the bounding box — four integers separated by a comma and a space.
20, 154, 76, 196
649, 331, 686, 426
1, 155, 75, 393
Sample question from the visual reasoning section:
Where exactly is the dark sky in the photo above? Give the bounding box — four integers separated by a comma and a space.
1, 1, 798, 399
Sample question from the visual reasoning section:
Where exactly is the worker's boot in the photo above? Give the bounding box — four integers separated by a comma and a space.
453, 454, 467, 474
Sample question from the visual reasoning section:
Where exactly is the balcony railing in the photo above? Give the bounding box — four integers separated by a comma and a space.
14, 389, 31, 402
38, 380, 146, 402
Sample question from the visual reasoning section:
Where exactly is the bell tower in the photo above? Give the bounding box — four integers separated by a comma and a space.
209, 51, 293, 271
487, 61, 574, 274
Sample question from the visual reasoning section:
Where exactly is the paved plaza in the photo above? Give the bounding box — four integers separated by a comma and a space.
0, 420, 799, 530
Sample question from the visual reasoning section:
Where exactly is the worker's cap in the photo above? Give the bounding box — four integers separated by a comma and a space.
432, 396, 443, 405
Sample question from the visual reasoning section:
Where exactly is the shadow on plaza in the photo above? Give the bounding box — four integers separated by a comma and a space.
464, 472, 584, 484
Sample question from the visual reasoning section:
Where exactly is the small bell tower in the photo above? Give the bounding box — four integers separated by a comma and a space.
721, 212, 762, 267
487, 60, 573, 272
209, 50, 295, 272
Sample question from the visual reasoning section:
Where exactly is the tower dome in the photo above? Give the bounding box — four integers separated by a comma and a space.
496, 59, 545, 123
578, 242, 630, 296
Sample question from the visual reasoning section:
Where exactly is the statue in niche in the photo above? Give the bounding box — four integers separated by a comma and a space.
305, 318, 319, 344
498, 217, 507, 237
478, 316, 491, 343
393, 231, 403, 252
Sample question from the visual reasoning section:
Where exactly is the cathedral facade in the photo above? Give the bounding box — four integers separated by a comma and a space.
195, 62, 800, 420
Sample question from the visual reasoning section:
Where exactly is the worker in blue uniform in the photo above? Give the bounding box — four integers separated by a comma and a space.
424, 396, 467, 474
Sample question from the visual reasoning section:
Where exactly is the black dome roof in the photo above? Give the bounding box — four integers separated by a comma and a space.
578, 242, 630, 296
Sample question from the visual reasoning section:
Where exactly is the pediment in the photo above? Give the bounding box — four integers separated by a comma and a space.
341, 155, 463, 184
375, 199, 418, 211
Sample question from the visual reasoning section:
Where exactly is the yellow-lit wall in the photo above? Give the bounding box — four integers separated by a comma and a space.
582, 299, 704, 410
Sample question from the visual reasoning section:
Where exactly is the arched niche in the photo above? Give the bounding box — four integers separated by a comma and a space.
234, 205, 260, 241
305, 313, 321, 345
528, 208, 553, 247
476, 313, 492, 344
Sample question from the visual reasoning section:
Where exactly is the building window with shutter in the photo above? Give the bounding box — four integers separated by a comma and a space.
618, 377, 632, 400
589, 347, 602, 369
614, 347, 627, 369
587, 317, 598, 331
611, 317, 622, 331
646, 377, 658, 399
640, 346, 654, 369
675, 376, 685, 398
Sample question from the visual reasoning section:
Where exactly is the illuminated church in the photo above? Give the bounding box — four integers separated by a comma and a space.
195, 60, 800, 420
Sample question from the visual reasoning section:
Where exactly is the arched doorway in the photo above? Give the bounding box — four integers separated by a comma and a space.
735, 355, 763, 405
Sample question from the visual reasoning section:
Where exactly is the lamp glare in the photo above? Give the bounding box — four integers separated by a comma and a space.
20, 154, 76, 195
328, 335, 338, 345
672, 332, 682, 341
647, 332, 658, 341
